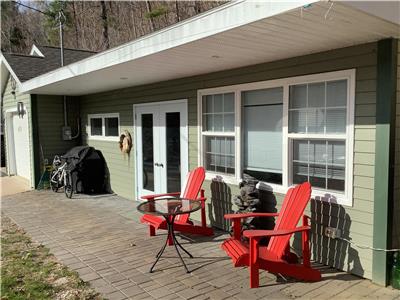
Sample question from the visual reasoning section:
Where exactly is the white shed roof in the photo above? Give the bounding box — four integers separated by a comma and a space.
20, 0, 400, 96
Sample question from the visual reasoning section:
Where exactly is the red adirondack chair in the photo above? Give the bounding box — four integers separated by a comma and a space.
221, 182, 321, 288
140, 167, 214, 244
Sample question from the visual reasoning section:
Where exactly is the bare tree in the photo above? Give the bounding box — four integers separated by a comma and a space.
100, 1, 110, 49
1, 1, 228, 53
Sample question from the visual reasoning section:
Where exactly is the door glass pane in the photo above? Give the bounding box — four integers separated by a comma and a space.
90, 118, 102, 136
166, 112, 181, 192
105, 117, 118, 136
142, 114, 154, 191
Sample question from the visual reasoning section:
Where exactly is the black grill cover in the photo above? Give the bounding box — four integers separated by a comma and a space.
62, 146, 110, 194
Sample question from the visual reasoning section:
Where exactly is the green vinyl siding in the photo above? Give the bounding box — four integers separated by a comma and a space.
80, 41, 379, 279
392, 40, 400, 250
2, 77, 34, 187
35, 95, 79, 164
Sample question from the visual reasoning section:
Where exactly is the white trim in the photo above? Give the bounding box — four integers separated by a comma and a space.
4, 107, 33, 187
87, 113, 120, 141
20, 0, 318, 94
133, 99, 189, 199
197, 69, 356, 206
29, 45, 45, 57
0, 54, 22, 86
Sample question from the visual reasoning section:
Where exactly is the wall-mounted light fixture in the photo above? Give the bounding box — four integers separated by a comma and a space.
17, 101, 25, 119
10, 77, 17, 96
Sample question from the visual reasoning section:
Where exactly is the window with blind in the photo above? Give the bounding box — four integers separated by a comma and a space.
242, 87, 283, 184
202, 93, 235, 174
289, 80, 347, 192
198, 70, 354, 205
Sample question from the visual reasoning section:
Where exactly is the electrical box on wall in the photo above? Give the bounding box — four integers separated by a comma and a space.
62, 126, 72, 140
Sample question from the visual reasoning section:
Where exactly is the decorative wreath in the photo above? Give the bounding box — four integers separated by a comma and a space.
119, 130, 132, 155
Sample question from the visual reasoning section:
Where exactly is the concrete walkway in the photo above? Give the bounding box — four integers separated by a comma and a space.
0, 174, 31, 197
2, 191, 399, 300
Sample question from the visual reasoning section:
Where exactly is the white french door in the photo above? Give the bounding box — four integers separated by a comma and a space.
135, 100, 188, 198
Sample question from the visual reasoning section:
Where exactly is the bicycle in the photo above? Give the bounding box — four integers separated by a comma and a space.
50, 155, 73, 198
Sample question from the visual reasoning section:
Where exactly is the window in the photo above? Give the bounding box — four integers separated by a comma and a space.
289, 80, 348, 192
201, 93, 235, 175
87, 113, 120, 140
242, 87, 283, 184
198, 70, 355, 205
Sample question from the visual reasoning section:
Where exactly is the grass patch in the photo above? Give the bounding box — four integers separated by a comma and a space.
1, 215, 102, 300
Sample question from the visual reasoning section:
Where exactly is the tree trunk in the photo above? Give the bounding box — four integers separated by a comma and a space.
72, 1, 79, 48
100, 0, 110, 49
145, 1, 155, 31
175, 1, 180, 22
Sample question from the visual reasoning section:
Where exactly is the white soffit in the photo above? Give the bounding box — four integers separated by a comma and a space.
20, 0, 400, 96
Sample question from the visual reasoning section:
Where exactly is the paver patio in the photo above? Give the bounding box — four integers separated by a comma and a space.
2, 190, 399, 300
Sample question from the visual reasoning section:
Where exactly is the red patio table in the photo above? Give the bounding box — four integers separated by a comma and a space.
137, 197, 201, 273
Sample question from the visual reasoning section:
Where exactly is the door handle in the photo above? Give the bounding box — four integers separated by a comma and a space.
154, 163, 164, 168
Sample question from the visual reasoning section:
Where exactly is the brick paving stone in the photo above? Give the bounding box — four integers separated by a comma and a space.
176, 287, 203, 299
89, 278, 109, 288
113, 279, 132, 288
80, 272, 101, 282
106, 290, 127, 300
2, 190, 398, 300
128, 292, 155, 300
120, 285, 146, 297
104, 273, 127, 284
147, 286, 175, 298
95, 284, 119, 295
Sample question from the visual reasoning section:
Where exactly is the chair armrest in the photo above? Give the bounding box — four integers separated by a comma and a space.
243, 226, 311, 238
224, 212, 279, 220
141, 192, 180, 200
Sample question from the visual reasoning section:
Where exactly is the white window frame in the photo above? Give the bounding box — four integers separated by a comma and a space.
87, 113, 120, 141
197, 69, 355, 206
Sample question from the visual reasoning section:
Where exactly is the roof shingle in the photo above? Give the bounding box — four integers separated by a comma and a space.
3, 45, 96, 82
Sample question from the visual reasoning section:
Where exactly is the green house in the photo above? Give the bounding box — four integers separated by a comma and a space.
1, 0, 399, 286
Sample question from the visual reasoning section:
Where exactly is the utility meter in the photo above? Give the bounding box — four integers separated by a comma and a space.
62, 126, 72, 140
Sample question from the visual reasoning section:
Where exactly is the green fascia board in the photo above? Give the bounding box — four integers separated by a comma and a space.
372, 38, 398, 286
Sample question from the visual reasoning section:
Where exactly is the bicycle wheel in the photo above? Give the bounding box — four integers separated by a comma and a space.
64, 172, 73, 199
50, 170, 59, 192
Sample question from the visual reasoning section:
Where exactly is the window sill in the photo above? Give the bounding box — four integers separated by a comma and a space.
205, 172, 352, 207
87, 136, 119, 142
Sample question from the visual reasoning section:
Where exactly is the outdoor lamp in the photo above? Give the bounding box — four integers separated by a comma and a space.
10, 77, 17, 96
17, 101, 25, 119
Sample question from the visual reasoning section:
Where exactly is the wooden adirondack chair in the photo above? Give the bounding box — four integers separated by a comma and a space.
221, 182, 321, 288
140, 167, 214, 245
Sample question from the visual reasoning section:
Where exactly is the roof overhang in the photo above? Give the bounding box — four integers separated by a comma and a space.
20, 0, 400, 96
